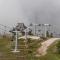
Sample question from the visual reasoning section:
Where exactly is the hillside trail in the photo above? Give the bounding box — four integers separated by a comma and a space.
36, 38, 60, 57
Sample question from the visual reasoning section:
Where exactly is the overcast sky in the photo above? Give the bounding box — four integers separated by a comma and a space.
0, 0, 60, 33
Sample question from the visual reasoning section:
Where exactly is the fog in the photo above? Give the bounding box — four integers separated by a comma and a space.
21, 0, 60, 33
0, 0, 60, 33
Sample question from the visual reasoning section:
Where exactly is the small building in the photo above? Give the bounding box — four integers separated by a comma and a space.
9, 23, 27, 36
16, 23, 27, 31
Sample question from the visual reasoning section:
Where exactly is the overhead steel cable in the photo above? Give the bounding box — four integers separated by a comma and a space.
0, 24, 11, 29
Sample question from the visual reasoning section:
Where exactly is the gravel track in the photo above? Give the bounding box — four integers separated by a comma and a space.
36, 38, 60, 57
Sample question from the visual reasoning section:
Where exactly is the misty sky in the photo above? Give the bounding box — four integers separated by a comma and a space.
0, 0, 60, 33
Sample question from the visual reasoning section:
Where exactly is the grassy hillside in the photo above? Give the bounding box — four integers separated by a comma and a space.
0, 37, 41, 60
37, 40, 60, 60
26, 39, 60, 60
0, 37, 60, 60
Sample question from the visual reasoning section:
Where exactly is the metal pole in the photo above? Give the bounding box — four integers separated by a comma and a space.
45, 25, 47, 37
44, 24, 50, 37
4, 26, 6, 37
12, 30, 20, 53
25, 29, 27, 40
35, 24, 36, 36
15, 30, 18, 51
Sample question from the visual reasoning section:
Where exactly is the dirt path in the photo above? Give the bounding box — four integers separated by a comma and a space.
36, 38, 60, 57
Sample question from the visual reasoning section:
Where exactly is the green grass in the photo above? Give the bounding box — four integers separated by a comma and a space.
36, 40, 60, 60
27, 39, 60, 60
0, 37, 41, 60
0, 37, 27, 60
0, 37, 60, 60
